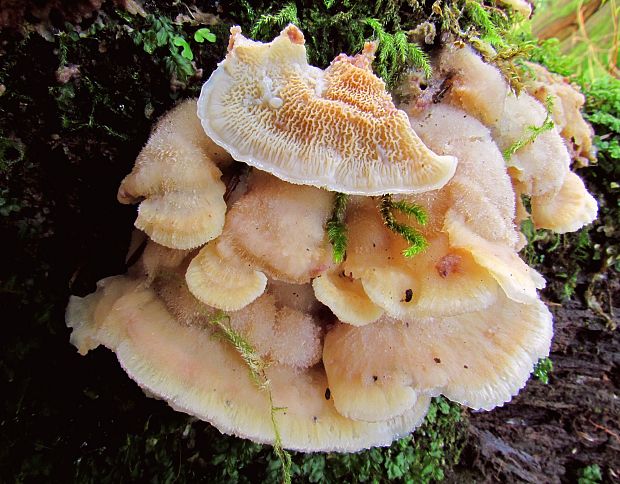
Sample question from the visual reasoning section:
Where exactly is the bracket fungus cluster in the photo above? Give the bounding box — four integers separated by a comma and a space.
67, 25, 598, 452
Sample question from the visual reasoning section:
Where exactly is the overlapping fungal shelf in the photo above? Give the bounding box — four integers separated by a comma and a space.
66, 25, 597, 452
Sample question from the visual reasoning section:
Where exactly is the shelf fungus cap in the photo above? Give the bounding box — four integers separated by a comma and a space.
66, 275, 431, 452
228, 291, 323, 369
359, 235, 501, 319
530, 171, 598, 233
198, 25, 457, 195
218, 171, 335, 284
185, 242, 267, 311
444, 210, 545, 304
312, 270, 384, 326
118, 100, 227, 250
324, 294, 553, 416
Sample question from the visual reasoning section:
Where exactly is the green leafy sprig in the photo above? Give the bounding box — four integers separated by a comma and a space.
379, 195, 428, 258
365, 18, 432, 84
128, 14, 216, 82
208, 312, 292, 484
326, 193, 349, 263
464, 0, 505, 48
194, 27, 217, 44
503, 95, 555, 160
250, 3, 300, 39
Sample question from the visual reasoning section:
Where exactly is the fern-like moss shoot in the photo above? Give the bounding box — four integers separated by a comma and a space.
379, 195, 428, 258
208, 311, 292, 484
503, 95, 555, 160
326, 192, 349, 263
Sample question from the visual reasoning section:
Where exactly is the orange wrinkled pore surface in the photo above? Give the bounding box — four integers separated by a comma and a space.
236, 58, 425, 168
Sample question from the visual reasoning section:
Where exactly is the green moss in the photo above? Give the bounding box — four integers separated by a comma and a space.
297, 397, 465, 484
577, 464, 602, 484
364, 17, 431, 86
326, 193, 349, 264
464, 0, 506, 48
0, 188, 21, 216
526, 37, 577, 77
380, 195, 428, 258
230, 0, 523, 88
0, 136, 25, 172
67, 397, 464, 484
533, 357, 553, 384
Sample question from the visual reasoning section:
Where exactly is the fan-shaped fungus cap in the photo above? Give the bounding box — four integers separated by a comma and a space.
496, 94, 571, 196
438, 44, 509, 126
530, 171, 598, 233
359, 234, 501, 319
135, 239, 190, 283
217, 171, 335, 283
426, 45, 598, 235
118, 99, 228, 249
197, 25, 457, 195
228, 289, 323, 369
337, 197, 498, 321
66, 276, 141, 355
312, 270, 384, 326
66, 274, 431, 452
438, 45, 570, 197
523, 62, 595, 165
323, 293, 552, 419
407, 103, 520, 248
444, 210, 545, 304
185, 242, 267, 311
337, 103, 529, 320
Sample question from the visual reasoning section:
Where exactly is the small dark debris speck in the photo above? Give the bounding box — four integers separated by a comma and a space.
464, 365, 469, 369
372, 375, 378, 382
325, 387, 331, 400
404, 289, 413, 302
434, 357, 441, 364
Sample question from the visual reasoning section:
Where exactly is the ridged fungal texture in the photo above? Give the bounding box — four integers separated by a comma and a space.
197, 24, 457, 195
117, 100, 230, 249
67, 28, 598, 453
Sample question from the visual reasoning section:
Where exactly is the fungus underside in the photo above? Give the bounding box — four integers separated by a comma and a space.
503, 95, 555, 160
208, 311, 292, 484
379, 195, 428, 258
